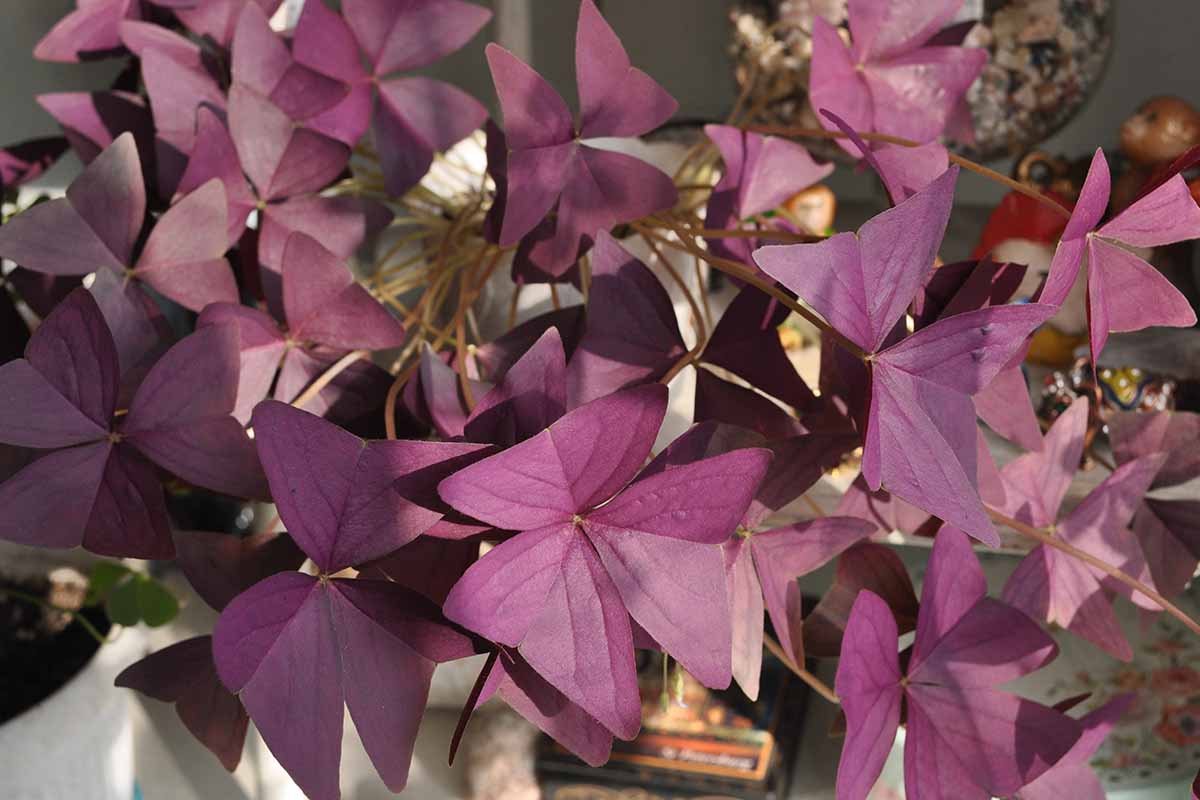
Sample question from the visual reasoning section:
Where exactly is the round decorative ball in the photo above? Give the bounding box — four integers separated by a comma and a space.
954, 0, 1113, 161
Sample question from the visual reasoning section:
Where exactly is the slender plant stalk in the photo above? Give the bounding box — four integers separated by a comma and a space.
384, 360, 420, 440
763, 634, 839, 704
455, 274, 478, 413
693, 254, 714, 330
639, 232, 707, 384
291, 350, 370, 410
1, 588, 111, 645
671, 225, 822, 243
986, 507, 1200, 637
747, 124, 1072, 219
802, 494, 826, 518
447, 649, 499, 766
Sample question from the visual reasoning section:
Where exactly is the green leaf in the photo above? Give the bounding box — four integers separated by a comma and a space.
105, 576, 141, 626
85, 562, 130, 606
136, 578, 179, 628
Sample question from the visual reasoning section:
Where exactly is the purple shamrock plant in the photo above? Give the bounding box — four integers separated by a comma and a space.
755, 167, 1056, 544
836, 527, 1082, 800
810, 0, 986, 146
7, 0, 1200, 797
0, 289, 264, 558
291, 0, 493, 195
999, 398, 1165, 660
0, 134, 236, 313
198, 231, 403, 423
485, 0, 679, 278
1042, 148, 1200, 366
439, 385, 771, 752
213, 401, 488, 800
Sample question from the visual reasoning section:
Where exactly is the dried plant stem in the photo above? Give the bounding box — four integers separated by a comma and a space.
802, 494, 826, 518
763, 634, 839, 704
383, 360, 420, 440
507, 282, 523, 329
640, 232, 707, 384
290, 350, 369, 410
748, 124, 1072, 220
673, 225, 822, 243
693, 255, 714, 330
985, 507, 1200, 637
632, 220, 868, 361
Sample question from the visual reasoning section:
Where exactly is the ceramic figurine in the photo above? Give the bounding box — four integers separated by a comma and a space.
1113, 95, 1200, 211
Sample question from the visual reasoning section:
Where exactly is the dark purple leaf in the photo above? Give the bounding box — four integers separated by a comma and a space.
0, 137, 69, 190
565, 232, 685, 406
174, 528, 306, 612
116, 636, 249, 771
702, 285, 817, 413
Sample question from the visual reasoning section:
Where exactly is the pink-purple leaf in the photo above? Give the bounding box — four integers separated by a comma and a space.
754, 167, 957, 353
750, 517, 874, 665
0, 443, 114, 550
1042, 149, 1200, 363
877, 304, 1056, 395
518, 529, 641, 739
443, 523, 574, 646
587, 448, 772, 544
584, 524, 732, 691
576, 0, 676, 138
810, 4, 985, 149
484, 2, 677, 276
438, 385, 667, 529
282, 233, 405, 350
133, 180, 237, 312
835, 590, 903, 800
34, 0, 136, 63
725, 538, 765, 699
836, 528, 1080, 800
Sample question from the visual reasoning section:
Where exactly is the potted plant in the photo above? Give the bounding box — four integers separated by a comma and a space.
2, 1, 1199, 799
0, 543, 187, 800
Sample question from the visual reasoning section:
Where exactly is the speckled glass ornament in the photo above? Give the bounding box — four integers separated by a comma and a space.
954, 0, 1114, 160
